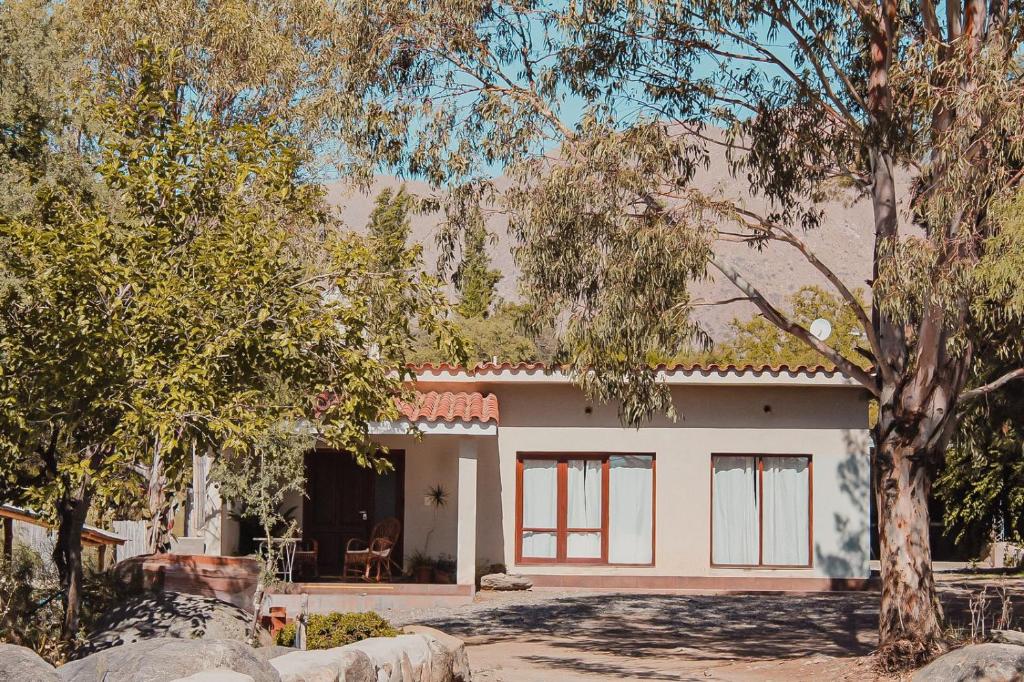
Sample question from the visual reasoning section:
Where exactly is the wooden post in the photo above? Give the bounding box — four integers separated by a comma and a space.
98, 544, 107, 571
297, 593, 309, 650
3, 517, 12, 561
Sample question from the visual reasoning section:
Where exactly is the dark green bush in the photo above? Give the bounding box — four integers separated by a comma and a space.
274, 611, 398, 649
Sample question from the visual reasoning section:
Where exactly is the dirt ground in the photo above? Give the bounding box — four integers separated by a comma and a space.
401, 574, 1024, 681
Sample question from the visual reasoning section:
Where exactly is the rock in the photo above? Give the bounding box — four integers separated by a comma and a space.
58, 638, 281, 682
269, 649, 374, 682
345, 635, 431, 682
402, 626, 470, 682
913, 643, 1024, 682
0, 643, 60, 682
172, 671, 254, 682
254, 645, 298, 661
992, 630, 1024, 647
82, 591, 271, 655
267, 629, 469, 682
479, 573, 532, 591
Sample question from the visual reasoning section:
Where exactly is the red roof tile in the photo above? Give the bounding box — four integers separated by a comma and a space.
408, 361, 851, 377
398, 391, 499, 424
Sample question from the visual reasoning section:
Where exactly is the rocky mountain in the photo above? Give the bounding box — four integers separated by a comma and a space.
327, 160, 909, 342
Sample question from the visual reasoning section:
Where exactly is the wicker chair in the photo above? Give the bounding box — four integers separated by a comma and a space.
343, 518, 401, 581
293, 539, 319, 579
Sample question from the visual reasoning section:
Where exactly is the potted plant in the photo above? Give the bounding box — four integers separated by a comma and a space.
409, 551, 435, 584
433, 554, 456, 584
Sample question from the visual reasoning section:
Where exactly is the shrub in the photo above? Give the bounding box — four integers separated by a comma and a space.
274, 611, 399, 649
0, 545, 69, 664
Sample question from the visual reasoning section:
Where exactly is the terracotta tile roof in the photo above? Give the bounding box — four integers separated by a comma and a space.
398, 391, 499, 424
409, 361, 849, 377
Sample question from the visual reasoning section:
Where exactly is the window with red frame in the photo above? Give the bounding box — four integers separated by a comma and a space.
516, 454, 654, 565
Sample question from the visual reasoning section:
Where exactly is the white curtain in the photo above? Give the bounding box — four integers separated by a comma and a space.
608, 455, 653, 564
567, 460, 602, 558
762, 457, 810, 565
521, 460, 558, 558
712, 456, 759, 565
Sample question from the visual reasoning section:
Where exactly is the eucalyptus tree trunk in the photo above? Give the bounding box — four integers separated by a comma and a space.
873, 420, 946, 664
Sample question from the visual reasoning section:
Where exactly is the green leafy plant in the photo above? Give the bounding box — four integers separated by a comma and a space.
274, 611, 398, 650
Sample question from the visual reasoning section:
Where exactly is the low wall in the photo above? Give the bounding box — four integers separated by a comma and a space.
114, 553, 260, 609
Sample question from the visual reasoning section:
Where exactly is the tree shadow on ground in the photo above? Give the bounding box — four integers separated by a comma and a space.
418, 592, 880, 663
79, 590, 250, 657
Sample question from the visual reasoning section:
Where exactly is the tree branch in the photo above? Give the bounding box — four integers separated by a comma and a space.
710, 255, 879, 395
734, 210, 894, 385
959, 368, 1024, 401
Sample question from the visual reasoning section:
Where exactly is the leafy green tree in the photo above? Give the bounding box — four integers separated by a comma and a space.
0, 42, 457, 641
454, 223, 502, 319
937, 195, 1024, 547
348, 0, 1024, 664
410, 302, 542, 365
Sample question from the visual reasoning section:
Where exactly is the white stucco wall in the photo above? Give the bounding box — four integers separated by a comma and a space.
208, 377, 872, 584
491, 384, 872, 579
383, 381, 872, 581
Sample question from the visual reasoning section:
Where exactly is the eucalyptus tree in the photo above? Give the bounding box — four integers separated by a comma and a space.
345, 0, 1024, 665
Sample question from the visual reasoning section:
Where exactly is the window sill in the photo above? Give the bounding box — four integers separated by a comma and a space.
710, 564, 814, 570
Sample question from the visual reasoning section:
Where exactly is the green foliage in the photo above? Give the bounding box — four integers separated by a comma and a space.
682, 286, 872, 370
410, 302, 544, 365
0, 544, 126, 664
0, 546, 67, 663
214, 429, 308, 584
937, 194, 1024, 545
454, 223, 502, 319
0, 33, 460, 637
274, 612, 398, 649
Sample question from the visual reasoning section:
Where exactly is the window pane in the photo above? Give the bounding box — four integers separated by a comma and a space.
567, 459, 602, 528
522, 531, 557, 558
522, 460, 558, 528
567, 532, 602, 558
762, 457, 810, 565
608, 455, 653, 564
712, 456, 759, 565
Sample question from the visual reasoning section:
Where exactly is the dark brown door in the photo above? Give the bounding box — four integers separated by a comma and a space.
303, 450, 405, 575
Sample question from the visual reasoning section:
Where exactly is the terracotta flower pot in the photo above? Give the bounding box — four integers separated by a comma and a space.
413, 565, 433, 583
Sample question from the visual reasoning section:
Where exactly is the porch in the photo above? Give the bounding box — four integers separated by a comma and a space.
251, 390, 500, 613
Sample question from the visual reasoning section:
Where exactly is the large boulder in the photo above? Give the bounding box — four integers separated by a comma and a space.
479, 573, 532, 591
82, 591, 270, 654
268, 629, 469, 682
269, 648, 375, 682
402, 626, 470, 682
58, 638, 280, 682
0, 643, 60, 682
913, 643, 1024, 682
253, 645, 298, 661
172, 671, 254, 682
992, 630, 1024, 647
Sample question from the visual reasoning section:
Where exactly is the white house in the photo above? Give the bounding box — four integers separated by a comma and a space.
195, 362, 873, 604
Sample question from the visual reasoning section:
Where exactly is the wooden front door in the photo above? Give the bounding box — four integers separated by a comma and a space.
303, 450, 405, 576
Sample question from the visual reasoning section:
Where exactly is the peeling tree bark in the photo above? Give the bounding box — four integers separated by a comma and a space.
874, 427, 946, 666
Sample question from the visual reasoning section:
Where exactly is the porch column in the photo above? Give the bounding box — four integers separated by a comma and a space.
456, 438, 478, 587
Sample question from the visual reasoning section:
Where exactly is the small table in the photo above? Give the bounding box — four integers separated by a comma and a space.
257, 538, 299, 582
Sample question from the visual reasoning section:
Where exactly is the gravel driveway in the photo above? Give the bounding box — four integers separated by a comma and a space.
390, 590, 883, 681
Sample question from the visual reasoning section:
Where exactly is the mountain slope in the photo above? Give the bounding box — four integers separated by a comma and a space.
327, 162, 905, 342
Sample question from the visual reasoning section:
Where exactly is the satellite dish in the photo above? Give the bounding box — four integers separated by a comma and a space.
810, 318, 833, 341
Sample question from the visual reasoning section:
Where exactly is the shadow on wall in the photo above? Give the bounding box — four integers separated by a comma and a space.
475, 442, 506, 572
814, 430, 872, 579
